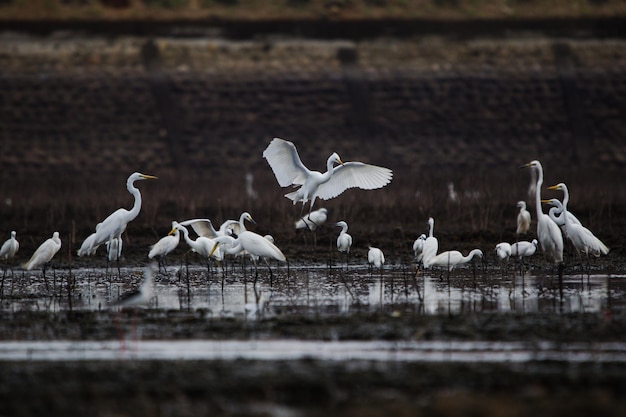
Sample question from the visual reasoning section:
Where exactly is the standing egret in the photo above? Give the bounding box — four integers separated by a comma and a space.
495, 243, 512, 275
148, 221, 180, 273
0, 231, 19, 292
544, 196, 582, 232
170, 222, 223, 276
546, 184, 609, 259
523, 160, 563, 265
334, 221, 353, 268
263, 138, 393, 216
511, 239, 538, 271
0, 231, 19, 262
210, 221, 286, 283
412, 234, 427, 264
23, 231, 62, 289
516, 201, 531, 236
82, 172, 157, 258
421, 218, 439, 268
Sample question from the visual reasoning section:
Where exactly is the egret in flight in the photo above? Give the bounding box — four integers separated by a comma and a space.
263, 138, 393, 216
81, 172, 157, 259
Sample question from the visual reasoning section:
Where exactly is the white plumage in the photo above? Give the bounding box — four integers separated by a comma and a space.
171, 222, 223, 262
424, 249, 483, 271
335, 221, 353, 254
516, 201, 531, 235
0, 231, 19, 261
495, 242, 512, 261
412, 234, 426, 263
511, 239, 538, 261
263, 138, 392, 213
421, 217, 439, 267
77, 231, 99, 257
367, 246, 385, 269
105, 237, 123, 262
23, 231, 62, 271
295, 208, 328, 231
148, 221, 180, 269
524, 160, 563, 264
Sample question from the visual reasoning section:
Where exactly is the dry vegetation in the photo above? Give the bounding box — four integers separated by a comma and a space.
1, 0, 626, 21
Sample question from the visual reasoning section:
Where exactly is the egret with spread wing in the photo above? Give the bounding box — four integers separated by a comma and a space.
263, 138, 393, 216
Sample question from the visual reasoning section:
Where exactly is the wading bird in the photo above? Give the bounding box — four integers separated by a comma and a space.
412, 234, 427, 264
263, 137, 393, 217
523, 160, 563, 265
421, 217, 439, 267
80, 172, 157, 259
295, 208, 328, 231
546, 184, 609, 259
367, 246, 385, 272
334, 221, 353, 268
516, 201, 531, 236
77, 230, 100, 257
110, 262, 156, 309
544, 194, 582, 233
148, 221, 180, 273
170, 222, 223, 270
210, 218, 286, 283
424, 249, 483, 272
511, 239, 538, 269
23, 231, 62, 288
0, 231, 19, 263
495, 242, 512, 262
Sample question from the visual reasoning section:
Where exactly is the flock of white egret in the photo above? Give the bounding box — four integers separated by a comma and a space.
0, 136, 611, 299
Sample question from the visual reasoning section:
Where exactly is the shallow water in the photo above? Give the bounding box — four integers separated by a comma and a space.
2, 262, 623, 317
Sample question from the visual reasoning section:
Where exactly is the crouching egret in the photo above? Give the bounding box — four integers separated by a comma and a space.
263, 137, 393, 216
148, 221, 180, 273
295, 208, 328, 231
23, 231, 62, 289
495, 243, 512, 262
367, 246, 385, 271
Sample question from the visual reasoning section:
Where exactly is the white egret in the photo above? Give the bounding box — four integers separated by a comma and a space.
335, 221, 353, 254
412, 234, 426, 264
544, 197, 582, 232
495, 242, 512, 262
367, 246, 385, 270
263, 137, 393, 216
23, 231, 62, 288
77, 231, 100, 257
523, 160, 563, 264
0, 231, 19, 261
83, 172, 157, 257
148, 221, 180, 272
516, 201, 531, 236
210, 219, 286, 282
424, 249, 483, 272
511, 239, 538, 262
106, 237, 123, 262
295, 208, 328, 231
421, 217, 438, 267
170, 222, 223, 275
546, 185, 609, 258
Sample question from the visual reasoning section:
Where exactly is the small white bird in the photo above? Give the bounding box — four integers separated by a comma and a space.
148, 221, 180, 272
424, 249, 483, 272
367, 246, 385, 270
495, 242, 512, 262
23, 231, 62, 287
263, 137, 393, 216
295, 208, 328, 231
421, 217, 439, 267
412, 234, 426, 263
0, 231, 19, 262
335, 221, 353, 254
516, 201, 531, 235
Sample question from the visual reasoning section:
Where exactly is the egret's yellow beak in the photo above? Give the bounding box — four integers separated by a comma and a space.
140, 174, 158, 180
168, 228, 176, 236
546, 185, 559, 190
209, 242, 219, 258
520, 162, 531, 169
337, 157, 344, 165
541, 199, 554, 204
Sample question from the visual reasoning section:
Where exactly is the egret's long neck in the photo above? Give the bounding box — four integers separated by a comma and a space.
179, 226, 194, 247
562, 186, 570, 208
341, 224, 348, 234
127, 179, 143, 221
322, 156, 336, 182
428, 221, 435, 238
534, 166, 544, 217
239, 214, 248, 232
561, 196, 570, 228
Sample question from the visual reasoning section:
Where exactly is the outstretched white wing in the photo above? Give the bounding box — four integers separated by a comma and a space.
179, 219, 218, 238
315, 162, 393, 200
263, 138, 310, 187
